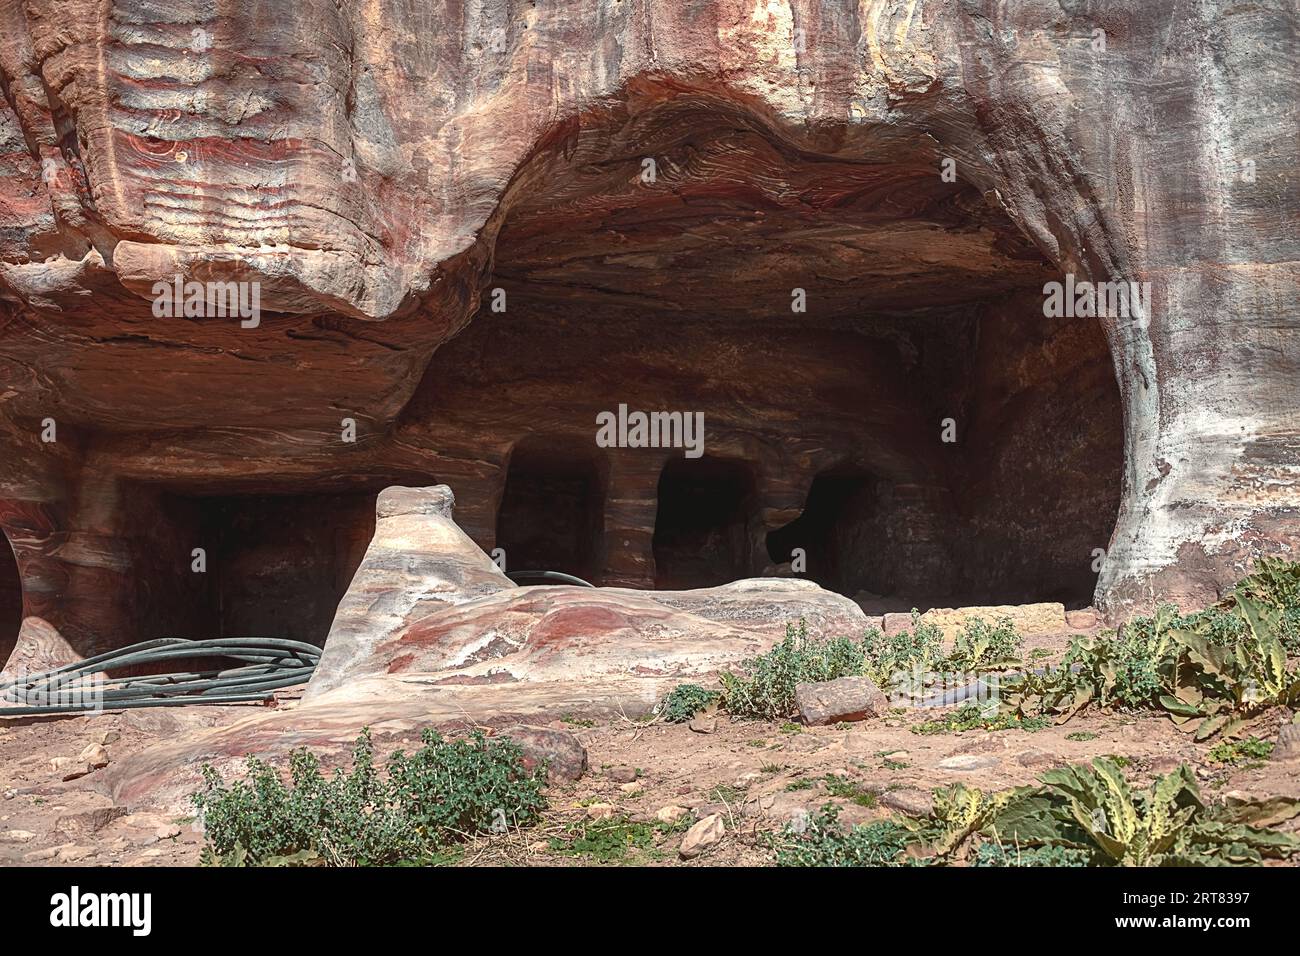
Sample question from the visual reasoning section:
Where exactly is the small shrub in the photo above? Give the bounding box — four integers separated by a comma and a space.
549, 815, 655, 862
822, 774, 877, 807
911, 702, 1050, 735
192, 727, 547, 866
946, 617, 1023, 671
1208, 736, 1274, 765
972, 842, 1090, 867
656, 683, 718, 723
772, 805, 913, 867
719, 620, 869, 719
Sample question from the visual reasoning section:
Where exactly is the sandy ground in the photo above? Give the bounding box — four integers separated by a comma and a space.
3, 672, 1298, 866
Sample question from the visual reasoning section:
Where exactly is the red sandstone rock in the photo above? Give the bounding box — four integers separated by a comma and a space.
795, 676, 890, 726
498, 726, 588, 784
0, 2, 1294, 674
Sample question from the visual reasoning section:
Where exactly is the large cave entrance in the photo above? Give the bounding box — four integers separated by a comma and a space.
152, 492, 377, 646
409, 92, 1124, 608
653, 456, 757, 590
0, 532, 20, 665
496, 438, 606, 583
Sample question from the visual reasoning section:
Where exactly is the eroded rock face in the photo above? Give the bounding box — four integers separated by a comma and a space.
1, 1, 1297, 666
104, 485, 872, 811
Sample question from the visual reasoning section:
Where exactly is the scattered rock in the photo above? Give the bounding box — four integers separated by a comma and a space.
937, 754, 1001, 771
879, 789, 934, 817
795, 676, 889, 726
500, 725, 588, 783
618, 782, 643, 795
1065, 607, 1100, 630
49, 757, 91, 781
78, 743, 110, 769
54, 806, 129, 836
655, 805, 689, 825
584, 802, 617, 820
55, 845, 97, 863
679, 814, 725, 859
688, 715, 717, 734
1274, 723, 1300, 762
606, 767, 638, 784
1015, 749, 1058, 769
96, 730, 121, 746
124, 709, 184, 737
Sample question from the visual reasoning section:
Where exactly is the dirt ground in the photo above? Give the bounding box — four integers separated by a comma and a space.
3, 654, 1298, 867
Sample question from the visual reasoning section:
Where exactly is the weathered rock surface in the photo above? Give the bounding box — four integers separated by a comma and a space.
500, 726, 588, 784
102, 485, 871, 812
679, 814, 725, 859
795, 676, 890, 726
1, 1, 1296, 675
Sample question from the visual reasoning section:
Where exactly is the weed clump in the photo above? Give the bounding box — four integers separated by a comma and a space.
192, 727, 547, 866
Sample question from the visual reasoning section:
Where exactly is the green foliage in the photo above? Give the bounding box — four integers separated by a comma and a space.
822, 774, 877, 807
772, 805, 914, 867
946, 617, 1023, 672
719, 620, 871, 720
1208, 737, 1274, 765
910, 701, 1050, 735
1006, 597, 1300, 739
1230, 557, 1300, 653
549, 815, 656, 862
721, 614, 1024, 721
972, 842, 1090, 867
859, 613, 946, 685
656, 683, 718, 723
192, 728, 547, 866
984, 758, 1300, 866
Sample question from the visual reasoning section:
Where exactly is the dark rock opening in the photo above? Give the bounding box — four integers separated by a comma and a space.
150, 493, 377, 647
400, 97, 1124, 606
0, 532, 20, 665
496, 438, 606, 583
653, 456, 757, 590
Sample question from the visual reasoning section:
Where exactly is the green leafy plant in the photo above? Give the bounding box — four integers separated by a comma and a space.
771, 805, 914, 867
656, 683, 718, 723
985, 758, 1300, 866
859, 613, 946, 686
1006, 597, 1300, 739
192, 728, 547, 866
719, 620, 871, 719
911, 701, 1050, 735
1208, 737, 1274, 765
946, 617, 1023, 671
822, 774, 877, 807
549, 815, 656, 862
972, 842, 1090, 867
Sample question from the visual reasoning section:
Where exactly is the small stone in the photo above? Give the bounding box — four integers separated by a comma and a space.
879, 789, 934, 817
124, 709, 184, 737
688, 715, 717, 734
606, 767, 638, 784
1273, 723, 1300, 762
795, 676, 889, 725
1065, 607, 1101, 630
78, 743, 110, 769
585, 802, 617, 820
938, 754, 1001, 771
54, 806, 129, 835
500, 725, 588, 783
1015, 749, 1058, 769
655, 805, 689, 824
679, 813, 725, 859
49, 757, 90, 781
96, 730, 121, 746
618, 782, 643, 795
